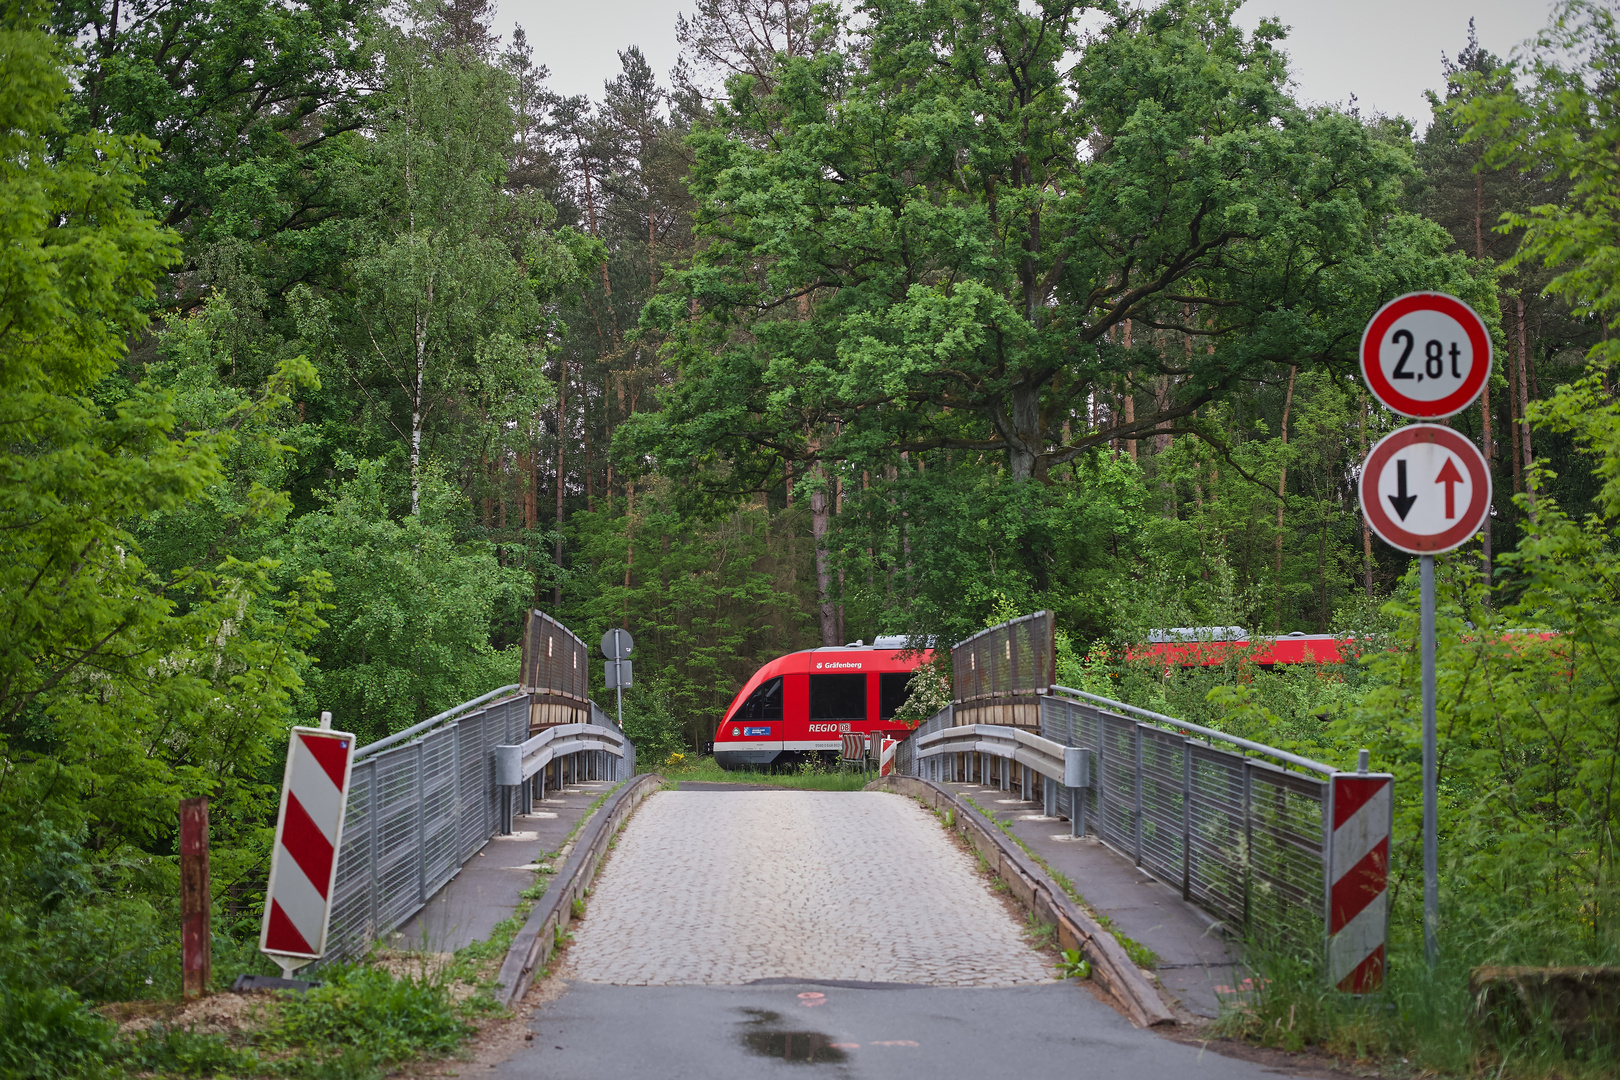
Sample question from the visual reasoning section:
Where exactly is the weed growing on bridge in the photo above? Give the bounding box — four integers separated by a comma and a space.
1056, 949, 1093, 980
1213, 929, 1620, 1079
1024, 913, 1058, 949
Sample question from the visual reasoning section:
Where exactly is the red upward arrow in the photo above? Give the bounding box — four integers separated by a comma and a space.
1435, 457, 1465, 519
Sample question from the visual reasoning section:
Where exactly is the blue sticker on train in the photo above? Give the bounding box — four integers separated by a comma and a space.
743, 726, 771, 737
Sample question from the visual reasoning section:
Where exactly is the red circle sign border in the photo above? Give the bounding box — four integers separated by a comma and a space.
1358, 424, 1492, 555
1360, 292, 1492, 419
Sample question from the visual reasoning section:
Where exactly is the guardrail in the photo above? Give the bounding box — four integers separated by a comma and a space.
896, 685, 1370, 948
323, 686, 634, 963
494, 720, 631, 832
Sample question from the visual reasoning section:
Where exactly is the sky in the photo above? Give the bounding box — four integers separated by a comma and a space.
494, 0, 1554, 127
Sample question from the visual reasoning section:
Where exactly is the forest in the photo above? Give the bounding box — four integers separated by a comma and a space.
2, 0, 1619, 1074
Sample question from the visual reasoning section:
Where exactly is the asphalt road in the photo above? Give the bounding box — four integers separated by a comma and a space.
495, 788, 1303, 1079
498, 981, 1302, 1079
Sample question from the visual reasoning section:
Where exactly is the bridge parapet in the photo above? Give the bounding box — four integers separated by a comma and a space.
320, 611, 634, 964
893, 614, 1389, 984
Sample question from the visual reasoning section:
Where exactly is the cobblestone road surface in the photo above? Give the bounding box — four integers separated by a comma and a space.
567, 790, 1052, 987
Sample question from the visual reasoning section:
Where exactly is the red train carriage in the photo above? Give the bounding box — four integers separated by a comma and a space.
1141, 631, 1346, 668
713, 638, 933, 770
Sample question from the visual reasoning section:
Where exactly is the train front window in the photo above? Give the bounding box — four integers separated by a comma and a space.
736, 676, 783, 721
809, 673, 866, 721
879, 672, 912, 721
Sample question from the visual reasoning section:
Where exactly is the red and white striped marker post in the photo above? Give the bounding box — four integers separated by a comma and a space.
878, 737, 898, 777
1327, 768, 1394, 992
260, 713, 356, 977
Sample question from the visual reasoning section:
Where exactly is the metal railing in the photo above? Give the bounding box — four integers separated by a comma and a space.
897, 686, 1340, 943
324, 686, 633, 963
1041, 687, 1331, 940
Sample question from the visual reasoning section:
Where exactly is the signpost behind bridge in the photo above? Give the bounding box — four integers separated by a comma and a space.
602, 629, 634, 730
1358, 291, 1493, 967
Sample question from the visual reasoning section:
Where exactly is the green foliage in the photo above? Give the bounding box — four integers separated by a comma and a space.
562, 486, 815, 748
659, 755, 874, 791
281, 457, 529, 743
122, 1026, 261, 1078
1458, 0, 1620, 365
614, 673, 686, 762
1055, 949, 1092, 980
270, 964, 472, 1068
0, 976, 120, 1080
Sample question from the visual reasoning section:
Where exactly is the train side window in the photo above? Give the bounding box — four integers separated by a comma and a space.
737, 676, 783, 721
809, 673, 866, 720
879, 672, 912, 721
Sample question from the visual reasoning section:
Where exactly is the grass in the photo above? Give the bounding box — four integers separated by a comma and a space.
653, 753, 875, 791
66, 781, 631, 1080
1212, 932, 1620, 1079
957, 793, 1161, 969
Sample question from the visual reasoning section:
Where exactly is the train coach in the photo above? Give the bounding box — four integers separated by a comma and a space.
713, 637, 933, 770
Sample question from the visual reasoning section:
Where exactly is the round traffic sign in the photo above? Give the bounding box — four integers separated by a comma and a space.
1360, 293, 1491, 418
601, 628, 634, 660
1358, 424, 1491, 554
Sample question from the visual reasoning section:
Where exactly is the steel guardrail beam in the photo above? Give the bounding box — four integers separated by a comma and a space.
494, 722, 628, 787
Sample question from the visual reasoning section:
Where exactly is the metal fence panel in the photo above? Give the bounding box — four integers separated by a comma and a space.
900, 688, 1330, 946
316, 684, 634, 965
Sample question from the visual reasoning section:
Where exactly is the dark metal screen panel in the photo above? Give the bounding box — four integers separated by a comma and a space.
520, 609, 590, 702
951, 611, 1054, 705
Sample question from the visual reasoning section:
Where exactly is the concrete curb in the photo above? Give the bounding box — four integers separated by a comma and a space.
870, 774, 1176, 1028
495, 772, 664, 1007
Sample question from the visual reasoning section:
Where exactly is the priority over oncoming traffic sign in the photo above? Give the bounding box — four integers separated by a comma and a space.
1360, 292, 1491, 419
1358, 424, 1491, 555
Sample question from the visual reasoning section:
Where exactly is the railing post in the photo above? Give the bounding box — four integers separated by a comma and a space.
451, 721, 463, 861
1181, 740, 1193, 902
415, 739, 427, 907
1242, 758, 1254, 933
1134, 723, 1145, 866
367, 760, 380, 937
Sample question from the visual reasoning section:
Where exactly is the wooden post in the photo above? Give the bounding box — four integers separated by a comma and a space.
180, 797, 211, 999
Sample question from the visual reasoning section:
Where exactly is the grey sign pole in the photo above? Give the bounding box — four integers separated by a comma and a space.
1420, 554, 1438, 964
1357, 291, 1493, 973
601, 629, 634, 732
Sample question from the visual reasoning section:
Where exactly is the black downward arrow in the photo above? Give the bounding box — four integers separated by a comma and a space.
1388, 458, 1417, 520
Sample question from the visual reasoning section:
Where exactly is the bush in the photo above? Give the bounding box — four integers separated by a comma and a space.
270, 964, 471, 1067
0, 979, 120, 1080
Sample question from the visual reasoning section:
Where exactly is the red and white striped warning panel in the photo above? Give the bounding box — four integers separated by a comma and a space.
260, 727, 356, 960
878, 737, 898, 777
1328, 772, 1393, 992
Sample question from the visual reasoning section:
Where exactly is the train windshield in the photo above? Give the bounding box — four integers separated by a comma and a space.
810, 673, 866, 721
735, 676, 783, 720
879, 672, 911, 720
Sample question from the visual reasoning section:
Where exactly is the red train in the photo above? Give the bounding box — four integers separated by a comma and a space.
711, 630, 1363, 770
712, 638, 933, 770
1140, 631, 1345, 668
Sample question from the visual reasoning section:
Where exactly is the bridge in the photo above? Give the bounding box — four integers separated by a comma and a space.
310, 610, 1383, 1078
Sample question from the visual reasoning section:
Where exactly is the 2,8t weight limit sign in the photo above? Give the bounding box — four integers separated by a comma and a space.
1361, 293, 1492, 419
